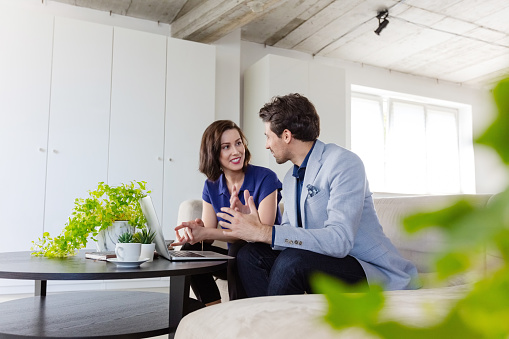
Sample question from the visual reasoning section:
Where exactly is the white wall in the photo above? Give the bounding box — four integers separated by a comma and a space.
213, 30, 241, 124
243, 55, 346, 181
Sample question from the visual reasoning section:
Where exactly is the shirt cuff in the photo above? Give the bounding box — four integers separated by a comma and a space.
271, 226, 276, 247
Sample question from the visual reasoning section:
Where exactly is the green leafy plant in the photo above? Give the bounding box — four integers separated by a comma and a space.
313, 77, 509, 338
133, 228, 156, 244
31, 181, 150, 257
117, 231, 134, 244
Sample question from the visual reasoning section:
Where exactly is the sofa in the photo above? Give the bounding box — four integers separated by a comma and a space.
174, 194, 497, 338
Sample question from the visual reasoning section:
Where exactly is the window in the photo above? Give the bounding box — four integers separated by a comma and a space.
351, 87, 473, 194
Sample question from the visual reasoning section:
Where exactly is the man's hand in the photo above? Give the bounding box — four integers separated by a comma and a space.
229, 185, 250, 214
172, 218, 205, 246
218, 196, 272, 244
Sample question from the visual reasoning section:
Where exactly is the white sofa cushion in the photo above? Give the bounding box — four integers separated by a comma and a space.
373, 194, 491, 287
175, 285, 470, 339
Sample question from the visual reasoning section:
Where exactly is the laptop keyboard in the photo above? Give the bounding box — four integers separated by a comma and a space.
169, 251, 205, 258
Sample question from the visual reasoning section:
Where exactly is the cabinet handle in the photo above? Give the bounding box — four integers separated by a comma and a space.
39, 148, 46, 152
158, 157, 163, 161
168, 158, 173, 162
52, 149, 59, 154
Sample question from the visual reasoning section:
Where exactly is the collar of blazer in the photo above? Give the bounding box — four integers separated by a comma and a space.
297, 140, 325, 225
301, 139, 324, 191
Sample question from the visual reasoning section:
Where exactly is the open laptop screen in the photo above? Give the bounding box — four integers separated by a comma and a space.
139, 196, 174, 260
139, 196, 233, 261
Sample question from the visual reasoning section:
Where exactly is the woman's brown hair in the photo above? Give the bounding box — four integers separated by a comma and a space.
199, 120, 251, 181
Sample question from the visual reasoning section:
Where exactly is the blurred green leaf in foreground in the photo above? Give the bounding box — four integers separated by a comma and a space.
313, 77, 509, 338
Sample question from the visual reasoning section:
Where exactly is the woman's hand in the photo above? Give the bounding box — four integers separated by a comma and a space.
229, 185, 251, 214
171, 218, 206, 246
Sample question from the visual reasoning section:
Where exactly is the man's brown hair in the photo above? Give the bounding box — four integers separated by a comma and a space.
259, 93, 320, 141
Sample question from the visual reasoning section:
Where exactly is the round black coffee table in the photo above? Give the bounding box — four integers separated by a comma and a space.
0, 251, 227, 338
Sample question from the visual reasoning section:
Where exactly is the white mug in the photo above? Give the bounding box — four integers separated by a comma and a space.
115, 243, 141, 261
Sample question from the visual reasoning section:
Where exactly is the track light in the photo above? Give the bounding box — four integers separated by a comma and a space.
374, 9, 389, 35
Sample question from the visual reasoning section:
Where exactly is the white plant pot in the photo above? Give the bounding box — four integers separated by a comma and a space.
140, 243, 156, 261
95, 221, 135, 252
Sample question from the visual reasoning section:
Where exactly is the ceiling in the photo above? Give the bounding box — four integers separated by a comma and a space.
51, 0, 509, 89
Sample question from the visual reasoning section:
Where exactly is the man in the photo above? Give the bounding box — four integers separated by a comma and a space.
218, 93, 419, 297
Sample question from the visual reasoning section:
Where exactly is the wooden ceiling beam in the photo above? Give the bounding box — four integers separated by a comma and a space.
171, 0, 287, 43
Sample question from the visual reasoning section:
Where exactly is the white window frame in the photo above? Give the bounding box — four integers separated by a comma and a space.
351, 85, 475, 195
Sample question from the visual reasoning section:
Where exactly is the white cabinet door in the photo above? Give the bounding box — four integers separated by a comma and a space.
0, 7, 53, 252
108, 27, 166, 218
44, 18, 113, 236
163, 39, 215, 236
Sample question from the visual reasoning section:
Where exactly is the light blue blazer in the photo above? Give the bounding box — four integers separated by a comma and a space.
273, 140, 419, 290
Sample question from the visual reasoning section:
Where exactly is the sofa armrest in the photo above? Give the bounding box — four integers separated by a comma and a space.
177, 199, 228, 250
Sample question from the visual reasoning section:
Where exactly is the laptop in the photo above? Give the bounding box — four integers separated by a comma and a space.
139, 196, 234, 261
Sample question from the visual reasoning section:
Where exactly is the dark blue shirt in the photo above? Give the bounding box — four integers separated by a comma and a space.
202, 164, 283, 227
292, 142, 315, 228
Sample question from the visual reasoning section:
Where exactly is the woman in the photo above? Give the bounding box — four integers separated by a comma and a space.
173, 120, 282, 305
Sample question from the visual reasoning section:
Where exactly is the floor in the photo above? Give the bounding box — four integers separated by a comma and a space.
0, 288, 170, 339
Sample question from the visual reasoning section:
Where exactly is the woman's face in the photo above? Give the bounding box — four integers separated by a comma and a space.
219, 128, 245, 173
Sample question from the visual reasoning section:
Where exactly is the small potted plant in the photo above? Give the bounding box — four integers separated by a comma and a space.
134, 229, 157, 261
117, 231, 135, 244
31, 181, 150, 257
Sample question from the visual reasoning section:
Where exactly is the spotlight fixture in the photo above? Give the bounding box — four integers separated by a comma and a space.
374, 9, 389, 35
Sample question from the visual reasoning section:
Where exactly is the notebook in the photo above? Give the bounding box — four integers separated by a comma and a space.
139, 196, 234, 261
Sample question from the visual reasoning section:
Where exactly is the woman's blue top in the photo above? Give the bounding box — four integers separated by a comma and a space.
202, 164, 282, 226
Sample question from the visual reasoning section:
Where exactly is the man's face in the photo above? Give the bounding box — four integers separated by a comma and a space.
264, 122, 290, 164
